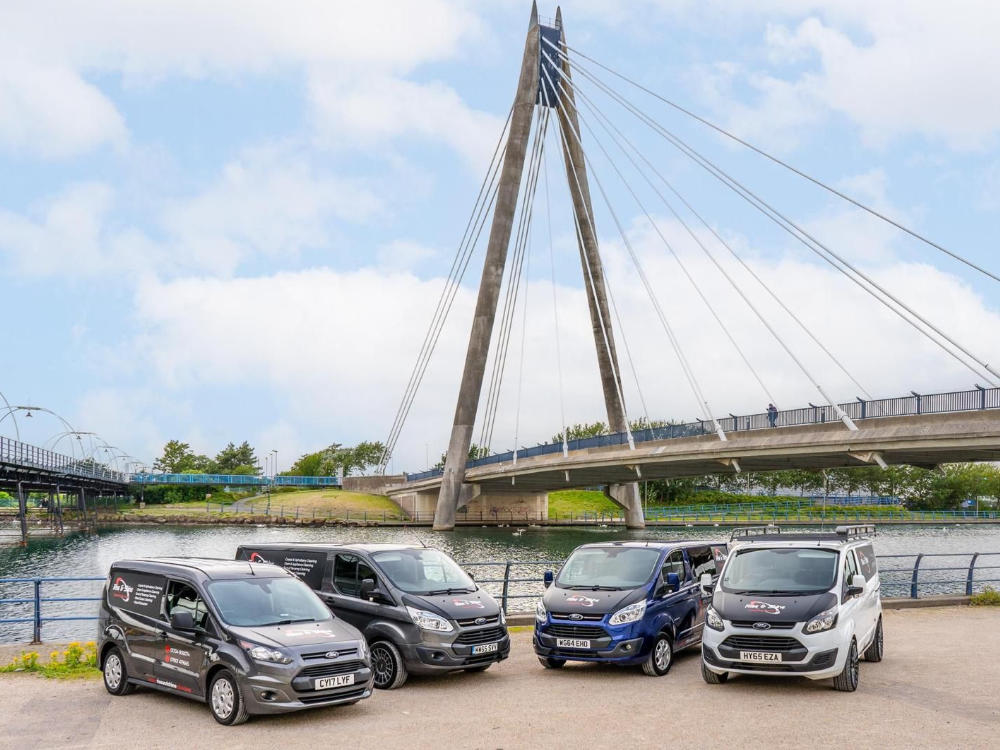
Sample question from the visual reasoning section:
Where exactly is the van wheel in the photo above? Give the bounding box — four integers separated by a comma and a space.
102, 647, 135, 696
863, 617, 884, 662
209, 669, 249, 725
370, 641, 408, 690
642, 633, 673, 676
538, 657, 565, 669
832, 638, 860, 692
701, 660, 729, 684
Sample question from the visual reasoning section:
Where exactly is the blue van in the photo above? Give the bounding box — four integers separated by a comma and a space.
533, 541, 727, 675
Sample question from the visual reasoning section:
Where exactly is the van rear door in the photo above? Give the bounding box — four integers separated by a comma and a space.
106, 568, 167, 684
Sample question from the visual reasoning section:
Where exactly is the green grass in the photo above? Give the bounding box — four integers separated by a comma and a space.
971, 586, 1000, 606
1, 642, 100, 679
548, 489, 620, 517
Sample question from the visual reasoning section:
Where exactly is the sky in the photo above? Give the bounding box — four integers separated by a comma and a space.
1, 1, 999, 474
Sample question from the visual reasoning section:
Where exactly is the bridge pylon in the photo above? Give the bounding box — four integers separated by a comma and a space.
434, 4, 644, 530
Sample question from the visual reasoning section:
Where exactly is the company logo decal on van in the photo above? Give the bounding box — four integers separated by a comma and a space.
111, 577, 134, 603
248, 552, 271, 564
565, 595, 599, 607
744, 600, 786, 615
452, 599, 485, 609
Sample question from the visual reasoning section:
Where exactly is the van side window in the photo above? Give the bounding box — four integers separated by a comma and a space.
165, 581, 210, 630
687, 547, 717, 579
660, 550, 686, 581
855, 544, 877, 580
333, 555, 381, 598
842, 551, 859, 594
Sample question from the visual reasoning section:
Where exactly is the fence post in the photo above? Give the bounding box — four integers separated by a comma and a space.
501, 561, 512, 614
966, 553, 981, 596
910, 554, 924, 599
32, 579, 42, 644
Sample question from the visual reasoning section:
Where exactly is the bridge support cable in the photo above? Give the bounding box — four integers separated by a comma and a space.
540, 77, 638, 449
511, 210, 534, 465
556, 42, 1000, 287
549, 45, 999, 389
542, 63, 727, 442
379, 108, 513, 471
541, 140, 570, 456
479, 105, 551, 453
554, 71, 780, 409
558, 73, 872, 401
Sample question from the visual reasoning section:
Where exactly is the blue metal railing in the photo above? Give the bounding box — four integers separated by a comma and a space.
128, 473, 342, 487
3, 550, 999, 641
404, 385, 1000, 482
0, 436, 126, 484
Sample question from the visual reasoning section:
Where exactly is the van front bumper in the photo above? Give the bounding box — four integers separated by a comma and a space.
242, 670, 374, 715
701, 622, 848, 680
533, 623, 648, 665
401, 633, 511, 674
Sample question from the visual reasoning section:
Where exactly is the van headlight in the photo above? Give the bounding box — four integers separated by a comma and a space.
804, 607, 838, 634
239, 640, 292, 664
608, 600, 646, 626
358, 639, 368, 660
705, 606, 725, 632
406, 606, 453, 633
499, 609, 507, 626
535, 598, 547, 623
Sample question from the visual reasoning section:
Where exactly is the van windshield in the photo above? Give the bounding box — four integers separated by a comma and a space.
721, 547, 839, 595
556, 547, 661, 590
371, 549, 476, 595
207, 577, 332, 627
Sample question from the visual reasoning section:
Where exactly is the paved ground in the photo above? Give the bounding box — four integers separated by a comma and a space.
1, 607, 998, 749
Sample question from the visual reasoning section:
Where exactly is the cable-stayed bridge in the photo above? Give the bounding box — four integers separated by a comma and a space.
379, 4, 1000, 529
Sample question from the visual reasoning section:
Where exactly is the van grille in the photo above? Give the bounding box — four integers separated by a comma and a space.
730, 620, 796, 630
456, 615, 499, 627
454, 626, 506, 645
302, 648, 357, 661
298, 660, 364, 679
545, 624, 607, 639
549, 612, 604, 622
721, 636, 802, 652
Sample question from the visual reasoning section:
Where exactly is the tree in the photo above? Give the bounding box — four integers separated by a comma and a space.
286, 450, 326, 476
434, 443, 488, 470
213, 441, 258, 474
153, 440, 210, 473
551, 422, 608, 444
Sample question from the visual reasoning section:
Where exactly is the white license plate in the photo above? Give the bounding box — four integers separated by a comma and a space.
472, 642, 499, 655
556, 638, 591, 649
314, 673, 355, 690
740, 651, 782, 663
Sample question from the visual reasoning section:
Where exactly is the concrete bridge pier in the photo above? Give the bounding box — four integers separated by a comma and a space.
605, 483, 644, 529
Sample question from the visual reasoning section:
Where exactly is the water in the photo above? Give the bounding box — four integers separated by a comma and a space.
2, 523, 999, 642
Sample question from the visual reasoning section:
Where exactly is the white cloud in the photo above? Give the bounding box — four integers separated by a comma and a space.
376, 239, 437, 271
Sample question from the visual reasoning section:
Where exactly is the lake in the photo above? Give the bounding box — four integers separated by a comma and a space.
2, 523, 998, 642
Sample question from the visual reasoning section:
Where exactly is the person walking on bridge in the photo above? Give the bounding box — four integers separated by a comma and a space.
767, 403, 778, 427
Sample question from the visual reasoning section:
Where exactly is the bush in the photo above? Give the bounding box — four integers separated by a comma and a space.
971, 586, 1000, 606
1, 641, 99, 678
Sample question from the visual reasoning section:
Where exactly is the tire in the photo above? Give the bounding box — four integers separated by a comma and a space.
832, 638, 860, 692
208, 669, 249, 726
641, 633, 673, 677
538, 657, 566, 669
701, 660, 729, 684
863, 617, 884, 662
102, 647, 135, 696
370, 640, 408, 690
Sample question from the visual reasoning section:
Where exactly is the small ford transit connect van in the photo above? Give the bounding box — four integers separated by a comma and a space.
235, 543, 510, 689
97, 558, 373, 724
533, 540, 727, 675
701, 525, 883, 691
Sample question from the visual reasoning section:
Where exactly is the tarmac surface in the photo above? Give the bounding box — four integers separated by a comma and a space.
0, 606, 997, 749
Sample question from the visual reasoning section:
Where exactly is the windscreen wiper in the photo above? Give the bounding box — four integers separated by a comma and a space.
265, 618, 313, 626
425, 587, 475, 596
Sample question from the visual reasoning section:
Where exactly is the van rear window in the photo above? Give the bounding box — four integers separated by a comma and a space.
108, 570, 165, 618
237, 548, 327, 589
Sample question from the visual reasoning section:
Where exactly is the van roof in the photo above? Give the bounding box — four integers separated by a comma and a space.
112, 557, 290, 580
236, 542, 426, 553
575, 540, 723, 551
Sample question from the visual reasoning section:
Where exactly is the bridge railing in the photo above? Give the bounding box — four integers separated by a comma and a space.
0, 436, 126, 484
3, 550, 998, 641
128, 473, 342, 487
403, 385, 1000, 481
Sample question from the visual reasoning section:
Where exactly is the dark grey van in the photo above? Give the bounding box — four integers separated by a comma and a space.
235, 543, 510, 689
97, 558, 373, 725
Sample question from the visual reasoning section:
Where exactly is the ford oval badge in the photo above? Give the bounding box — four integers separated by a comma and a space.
569, 613, 584, 621
752, 622, 771, 630
475, 617, 486, 625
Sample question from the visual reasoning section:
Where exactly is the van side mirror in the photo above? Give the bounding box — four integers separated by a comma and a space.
700, 573, 714, 595
359, 578, 376, 601
543, 570, 554, 589
170, 611, 196, 632
666, 572, 680, 592
847, 573, 865, 597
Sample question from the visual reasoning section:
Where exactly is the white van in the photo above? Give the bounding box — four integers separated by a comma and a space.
700, 525, 883, 692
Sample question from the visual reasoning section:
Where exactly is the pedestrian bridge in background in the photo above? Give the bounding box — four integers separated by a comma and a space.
129, 474, 342, 488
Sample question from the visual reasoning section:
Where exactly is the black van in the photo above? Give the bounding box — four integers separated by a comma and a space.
235, 543, 510, 689
97, 558, 373, 725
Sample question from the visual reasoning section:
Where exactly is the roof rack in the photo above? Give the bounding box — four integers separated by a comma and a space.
834, 524, 877, 538
729, 525, 779, 541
